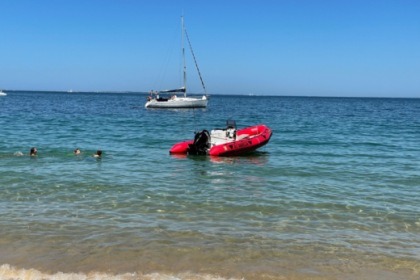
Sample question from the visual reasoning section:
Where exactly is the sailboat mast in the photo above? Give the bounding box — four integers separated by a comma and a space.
181, 16, 187, 97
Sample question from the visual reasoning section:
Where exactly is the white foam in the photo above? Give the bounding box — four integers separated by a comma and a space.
0, 264, 241, 280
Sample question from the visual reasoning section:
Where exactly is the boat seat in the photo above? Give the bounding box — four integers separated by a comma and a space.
236, 134, 249, 140
210, 130, 250, 146
210, 129, 232, 146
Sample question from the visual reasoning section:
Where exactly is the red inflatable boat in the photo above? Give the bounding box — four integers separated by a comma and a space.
170, 121, 272, 156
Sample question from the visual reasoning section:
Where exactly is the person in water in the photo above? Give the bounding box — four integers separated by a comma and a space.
74, 148, 81, 155
30, 147, 37, 156
93, 150, 102, 158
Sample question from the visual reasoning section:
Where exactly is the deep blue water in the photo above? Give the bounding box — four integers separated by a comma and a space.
0, 91, 419, 280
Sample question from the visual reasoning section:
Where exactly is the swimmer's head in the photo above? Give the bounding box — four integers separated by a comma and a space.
30, 147, 37, 156
93, 150, 102, 158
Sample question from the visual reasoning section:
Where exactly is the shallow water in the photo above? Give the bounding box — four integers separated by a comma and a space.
0, 91, 419, 279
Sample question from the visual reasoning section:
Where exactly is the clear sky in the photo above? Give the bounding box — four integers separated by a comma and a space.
1, 0, 419, 97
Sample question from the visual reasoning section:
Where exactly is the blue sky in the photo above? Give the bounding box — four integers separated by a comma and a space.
1, 0, 419, 97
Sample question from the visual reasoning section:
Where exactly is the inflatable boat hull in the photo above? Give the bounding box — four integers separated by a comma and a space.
170, 124, 272, 156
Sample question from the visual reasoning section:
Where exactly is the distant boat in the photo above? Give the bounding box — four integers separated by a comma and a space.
0, 90, 7, 96
145, 16, 208, 109
170, 120, 272, 156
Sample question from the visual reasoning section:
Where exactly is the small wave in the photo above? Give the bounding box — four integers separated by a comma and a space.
0, 264, 241, 280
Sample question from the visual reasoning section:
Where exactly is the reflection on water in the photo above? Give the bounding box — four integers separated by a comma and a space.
209, 152, 269, 165
170, 152, 269, 165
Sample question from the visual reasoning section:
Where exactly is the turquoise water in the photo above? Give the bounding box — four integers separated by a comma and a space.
0, 91, 419, 280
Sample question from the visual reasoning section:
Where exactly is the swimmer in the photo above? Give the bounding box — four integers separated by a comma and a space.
93, 150, 102, 158
30, 147, 37, 156
74, 148, 81, 155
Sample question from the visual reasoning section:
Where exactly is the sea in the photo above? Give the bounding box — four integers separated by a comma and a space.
0, 91, 419, 280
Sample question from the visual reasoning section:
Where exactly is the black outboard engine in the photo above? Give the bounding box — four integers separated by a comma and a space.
188, 130, 210, 155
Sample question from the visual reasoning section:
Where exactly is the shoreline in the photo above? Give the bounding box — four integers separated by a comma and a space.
1, 244, 419, 280
1, 261, 418, 280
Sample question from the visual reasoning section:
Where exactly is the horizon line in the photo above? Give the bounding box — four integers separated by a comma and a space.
2, 89, 419, 99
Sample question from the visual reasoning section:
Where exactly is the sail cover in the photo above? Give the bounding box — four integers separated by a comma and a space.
160, 87, 186, 93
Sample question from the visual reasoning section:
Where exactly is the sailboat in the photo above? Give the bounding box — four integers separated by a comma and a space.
0, 90, 7, 96
145, 17, 208, 109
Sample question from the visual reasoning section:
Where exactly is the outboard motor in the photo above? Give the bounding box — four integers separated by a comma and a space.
188, 130, 210, 155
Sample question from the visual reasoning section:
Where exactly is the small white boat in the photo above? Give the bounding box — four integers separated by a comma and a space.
145, 16, 208, 109
0, 90, 7, 96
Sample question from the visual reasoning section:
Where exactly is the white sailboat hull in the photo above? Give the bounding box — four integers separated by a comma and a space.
145, 96, 208, 108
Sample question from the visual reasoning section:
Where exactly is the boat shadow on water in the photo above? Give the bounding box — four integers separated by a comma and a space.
170, 151, 269, 165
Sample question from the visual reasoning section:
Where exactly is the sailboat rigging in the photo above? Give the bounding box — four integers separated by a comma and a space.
145, 16, 208, 108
